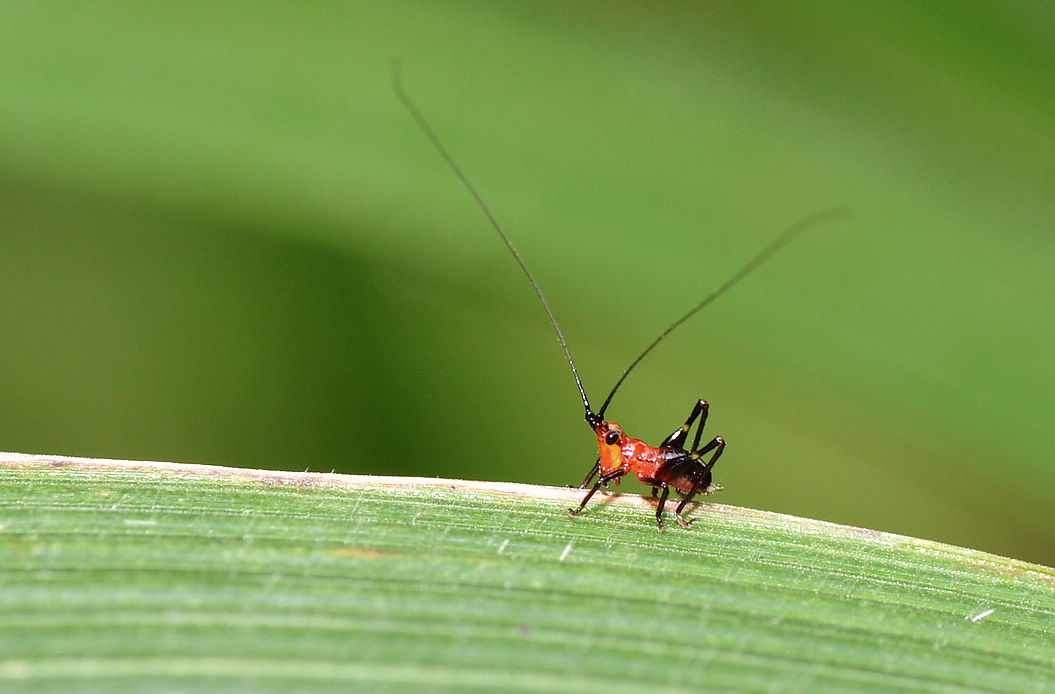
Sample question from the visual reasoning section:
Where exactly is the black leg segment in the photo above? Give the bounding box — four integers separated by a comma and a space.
568, 470, 624, 519
659, 399, 710, 450
577, 459, 600, 489
654, 484, 671, 531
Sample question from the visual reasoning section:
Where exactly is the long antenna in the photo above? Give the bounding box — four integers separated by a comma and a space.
392, 63, 596, 421
394, 64, 847, 427
595, 207, 849, 417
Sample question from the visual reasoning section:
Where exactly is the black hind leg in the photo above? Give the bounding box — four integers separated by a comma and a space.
659, 399, 709, 449
673, 436, 726, 529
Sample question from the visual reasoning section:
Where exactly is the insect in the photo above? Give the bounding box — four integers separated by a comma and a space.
394, 66, 845, 530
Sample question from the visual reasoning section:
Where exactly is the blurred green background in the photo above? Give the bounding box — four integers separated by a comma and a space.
1, 2, 1052, 565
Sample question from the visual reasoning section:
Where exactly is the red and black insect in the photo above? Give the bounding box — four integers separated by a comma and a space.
395, 67, 844, 530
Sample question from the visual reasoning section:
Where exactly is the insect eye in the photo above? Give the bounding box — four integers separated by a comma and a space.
605, 432, 620, 446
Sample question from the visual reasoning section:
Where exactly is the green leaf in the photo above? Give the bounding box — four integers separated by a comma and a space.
2, 453, 1053, 693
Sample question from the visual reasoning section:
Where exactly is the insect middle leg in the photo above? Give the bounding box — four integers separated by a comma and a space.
654, 483, 672, 531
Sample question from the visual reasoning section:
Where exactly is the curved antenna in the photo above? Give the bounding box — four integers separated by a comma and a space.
393, 63, 596, 421
596, 207, 850, 417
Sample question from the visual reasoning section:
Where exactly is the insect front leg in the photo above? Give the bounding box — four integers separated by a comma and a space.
568, 470, 623, 520
577, 459, 600, 489
659, 399, 709, 449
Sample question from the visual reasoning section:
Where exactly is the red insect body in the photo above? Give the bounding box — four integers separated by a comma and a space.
578, 401, 724, 529
595, 422, 666, 485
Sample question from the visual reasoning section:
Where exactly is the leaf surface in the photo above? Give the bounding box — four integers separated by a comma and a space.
1, 453, 1052, 693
